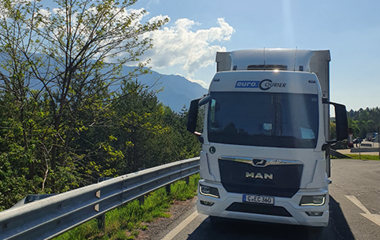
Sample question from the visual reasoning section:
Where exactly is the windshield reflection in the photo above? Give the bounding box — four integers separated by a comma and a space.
207, 92, 319, 148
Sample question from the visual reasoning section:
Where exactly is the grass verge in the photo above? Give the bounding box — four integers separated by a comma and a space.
344, 154, 380, 160
54, 174, 200, 240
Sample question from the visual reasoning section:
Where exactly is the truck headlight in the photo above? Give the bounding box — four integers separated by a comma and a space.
300, 195, 326, 206
199, 184, 220, 198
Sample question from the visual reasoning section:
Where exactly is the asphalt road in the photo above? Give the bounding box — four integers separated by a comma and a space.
154, 159, 380, 240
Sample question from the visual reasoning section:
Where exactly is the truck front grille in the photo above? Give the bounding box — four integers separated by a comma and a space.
219, 159, 303, 198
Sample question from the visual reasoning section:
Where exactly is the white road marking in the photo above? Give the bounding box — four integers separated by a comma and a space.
161, 211, 199, 240
345, 195, 371, 214
345, 195, 380, 227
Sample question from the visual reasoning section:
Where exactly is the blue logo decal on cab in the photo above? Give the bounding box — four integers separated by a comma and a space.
235, 81, 260, 88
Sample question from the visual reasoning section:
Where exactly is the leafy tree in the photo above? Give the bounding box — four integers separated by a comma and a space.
108, 80, 167, 173
348, 107, 380, 138
347, 116, 360, 137
107, 82, 202, 174
0, 0, 168, 205
0, 0, 202, 211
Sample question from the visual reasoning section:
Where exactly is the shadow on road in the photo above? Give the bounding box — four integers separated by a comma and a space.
329, 196, 355, 240
187, 196, 354, 240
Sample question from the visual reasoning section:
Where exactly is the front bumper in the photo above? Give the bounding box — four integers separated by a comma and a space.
197, 179, 329, 227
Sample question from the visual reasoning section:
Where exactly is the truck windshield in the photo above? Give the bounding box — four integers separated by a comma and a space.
207, 92, 319, 148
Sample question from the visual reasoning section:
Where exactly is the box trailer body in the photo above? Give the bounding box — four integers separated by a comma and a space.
187, 49, 348, 227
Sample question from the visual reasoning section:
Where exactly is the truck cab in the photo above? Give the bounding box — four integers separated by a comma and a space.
187, 49, 348, 227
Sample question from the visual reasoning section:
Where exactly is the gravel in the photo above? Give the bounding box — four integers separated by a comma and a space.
136, 197, 197, 240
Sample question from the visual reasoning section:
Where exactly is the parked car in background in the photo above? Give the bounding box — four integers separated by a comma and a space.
366, 132, 378, 141
353, 137, 363, 147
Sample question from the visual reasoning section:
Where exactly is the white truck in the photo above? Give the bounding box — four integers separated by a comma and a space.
187, 49, 348, 227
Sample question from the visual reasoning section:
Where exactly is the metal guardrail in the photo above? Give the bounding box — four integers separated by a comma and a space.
0, 157, 200, 240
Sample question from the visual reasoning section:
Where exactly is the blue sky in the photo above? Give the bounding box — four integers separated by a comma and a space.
43, 0, 380, 111
129, 0, 380, 111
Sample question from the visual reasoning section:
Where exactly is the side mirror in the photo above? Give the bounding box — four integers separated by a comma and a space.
333, 102, 348, 141
323, 100, 348, 144
199, 95, 211, 106
187, 98, 201, 136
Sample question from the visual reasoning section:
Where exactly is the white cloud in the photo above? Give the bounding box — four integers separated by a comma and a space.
38, 9, 51, 17
141, 18, 235, 75
148, 14, 169, 24
125, 8, 147, 25
52, 8, 63, 15
185, 76, 209, 88
15, 5, 233, 80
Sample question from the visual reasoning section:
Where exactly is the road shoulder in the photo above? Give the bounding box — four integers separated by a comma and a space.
136, 197, 198, 240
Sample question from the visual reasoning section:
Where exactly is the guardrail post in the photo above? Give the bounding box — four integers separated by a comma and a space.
185, 176, 190, 185
97, 214, 106, 230
138, 195, 145, 205
165, 184, 171, 195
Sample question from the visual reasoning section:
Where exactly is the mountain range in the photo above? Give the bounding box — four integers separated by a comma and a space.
130, 67, 208, 112
0, 57, 208, 113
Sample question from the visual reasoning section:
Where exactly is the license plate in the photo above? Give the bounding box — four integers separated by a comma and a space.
243, 194, 274, 205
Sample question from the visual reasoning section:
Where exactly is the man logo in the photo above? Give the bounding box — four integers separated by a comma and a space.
252, 159, 267, 167
246, 172, 273, 180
